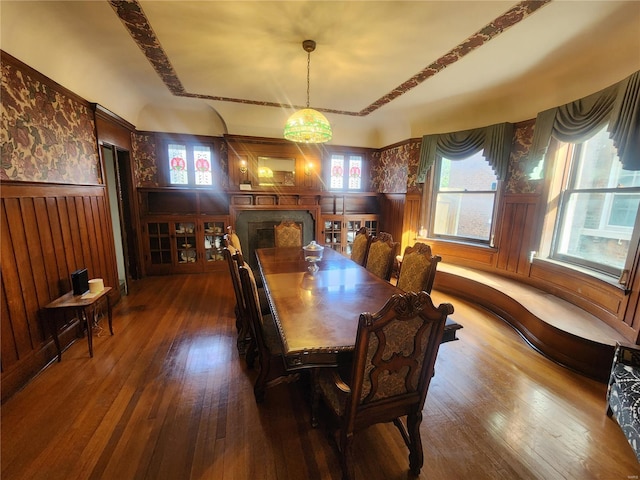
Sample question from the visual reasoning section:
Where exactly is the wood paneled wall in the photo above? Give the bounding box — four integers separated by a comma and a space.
379, 194, 406, 246
495, 194, 539, 276
1, 183, 119, 402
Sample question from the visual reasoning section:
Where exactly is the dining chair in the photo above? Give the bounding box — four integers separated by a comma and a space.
223, 243, 270, 355
274, 220, 302, 247
350, 226, 371, 266
239, 263, 288, 403
364, 232, 399, 281
222, 245, 251, 354
311, 291, 454, 480
396, 242, 441, 294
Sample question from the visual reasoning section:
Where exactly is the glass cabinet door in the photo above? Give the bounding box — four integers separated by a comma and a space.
175, 222, 197, 264
203, 220, 225, 264
345, 220, 363, 256
323, 218, 342, 251
147, 222, 172, 265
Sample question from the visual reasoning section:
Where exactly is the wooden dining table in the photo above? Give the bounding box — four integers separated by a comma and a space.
255, 246, 461, 370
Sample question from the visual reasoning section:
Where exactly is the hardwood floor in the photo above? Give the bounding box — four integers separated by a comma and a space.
2, 272, 639, 479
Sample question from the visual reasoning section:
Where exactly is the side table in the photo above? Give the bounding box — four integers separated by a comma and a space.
44, 286, 113, 361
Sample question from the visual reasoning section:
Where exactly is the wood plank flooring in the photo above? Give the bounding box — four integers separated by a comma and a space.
2, 272, 639, 479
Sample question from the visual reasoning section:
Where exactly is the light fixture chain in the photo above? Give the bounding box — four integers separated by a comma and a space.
306, 50, 311, 108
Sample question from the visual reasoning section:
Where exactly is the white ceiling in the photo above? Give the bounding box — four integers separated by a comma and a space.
2, 1, 640, 148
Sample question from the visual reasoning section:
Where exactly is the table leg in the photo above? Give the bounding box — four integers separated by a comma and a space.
48, 315, 62, 362
106, 296, 113, 335
83, 307, 94, 358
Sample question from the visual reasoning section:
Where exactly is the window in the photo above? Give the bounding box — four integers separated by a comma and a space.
167, 142, 214, 186
550, 125, 640, 276
430, 151, 498, 244
329, 153, 363, 191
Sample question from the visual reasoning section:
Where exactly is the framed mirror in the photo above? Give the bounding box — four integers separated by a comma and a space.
257, 156, 296, 186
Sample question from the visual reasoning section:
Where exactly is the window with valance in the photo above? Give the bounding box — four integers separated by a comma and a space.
534, 70, 640, 281
416, 122, 513, 244
529, 70, 640, 177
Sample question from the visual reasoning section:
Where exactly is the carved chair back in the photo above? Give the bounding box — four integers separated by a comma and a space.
223, 245, 251, 353
239, 263, 286, 402
365, 232, 399, 281
225, 226, 243, 254
274, 220, 303, 248
396, 243, 441, 294
350, 226, 371, 266
313, 291, 454, 479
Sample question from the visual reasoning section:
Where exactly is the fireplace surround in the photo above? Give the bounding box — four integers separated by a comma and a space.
233, 208, 318, 268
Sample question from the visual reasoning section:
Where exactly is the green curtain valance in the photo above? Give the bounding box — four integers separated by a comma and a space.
416, 122, 513, 183
529, 70, 640, 172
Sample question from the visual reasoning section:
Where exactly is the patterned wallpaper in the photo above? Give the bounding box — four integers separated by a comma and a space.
505, 119, 540, 194
371, 139, 422, 194
132, 133, 159, 187
1, 56, 100, 184
373, 122, 538, 195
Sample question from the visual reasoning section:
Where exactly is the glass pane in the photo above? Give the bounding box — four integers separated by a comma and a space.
348, 156, 362, 190
440, 152, 497, 191
330, 155, 344, 190
433, 192, 495, 241
557, 191, 639, 270
573, 127, 621, 189
193, 146, 212, 186
168, 143, 188, 185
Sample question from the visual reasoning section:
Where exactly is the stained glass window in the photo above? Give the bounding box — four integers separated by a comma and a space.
348, 156, 362, 190
330, 155, 344, 190
167, 142, 215, 186
193, 146, 212, 186
168, 144, 188, 185
329, 153, 364, 191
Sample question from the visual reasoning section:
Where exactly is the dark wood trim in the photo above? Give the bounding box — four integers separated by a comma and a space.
91, 103, 136, 132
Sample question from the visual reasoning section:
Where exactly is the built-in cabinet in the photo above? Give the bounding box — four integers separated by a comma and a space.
143, 216, 228, 274
319, 192, 380, 256
321, 215, 379, 255
139, 188, 229, 275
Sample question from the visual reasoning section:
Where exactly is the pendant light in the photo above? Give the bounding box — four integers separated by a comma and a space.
284, 40, 332, 144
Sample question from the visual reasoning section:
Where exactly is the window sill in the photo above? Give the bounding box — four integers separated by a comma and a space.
417, 236, 497, 252
531, 257, 628, 293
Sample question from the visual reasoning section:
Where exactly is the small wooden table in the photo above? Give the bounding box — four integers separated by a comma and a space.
44, 287, 113, 361
256, 247, 461, 370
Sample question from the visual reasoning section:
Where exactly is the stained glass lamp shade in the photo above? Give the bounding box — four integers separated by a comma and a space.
284, 108, 332, 143
284, 39, 332, 144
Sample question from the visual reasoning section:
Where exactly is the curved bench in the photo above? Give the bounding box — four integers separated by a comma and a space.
433, 263, 628, 383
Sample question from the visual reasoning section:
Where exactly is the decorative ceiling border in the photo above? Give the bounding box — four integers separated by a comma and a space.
109, 0, 551, 117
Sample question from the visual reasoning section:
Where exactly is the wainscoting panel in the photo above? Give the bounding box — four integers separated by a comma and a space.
1, 183, 119, 402
379, 194, 405, 245
496, 194, 539, 276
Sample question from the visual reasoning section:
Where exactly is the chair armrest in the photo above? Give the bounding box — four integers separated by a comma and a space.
614, 341, 640, 369
327, 369, 351, 395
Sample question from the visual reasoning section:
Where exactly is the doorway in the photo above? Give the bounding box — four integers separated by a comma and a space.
102, 144, 139, 294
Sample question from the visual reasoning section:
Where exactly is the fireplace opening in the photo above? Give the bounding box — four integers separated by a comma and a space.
235, 210, 315, 268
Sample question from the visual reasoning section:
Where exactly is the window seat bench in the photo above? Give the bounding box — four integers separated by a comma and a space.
432, 263, 628, 383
